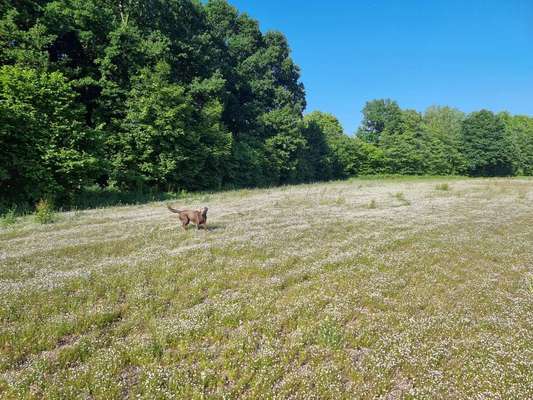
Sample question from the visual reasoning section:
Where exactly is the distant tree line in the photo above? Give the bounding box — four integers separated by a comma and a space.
1, 0, 532, 210
352, 100, 533, 177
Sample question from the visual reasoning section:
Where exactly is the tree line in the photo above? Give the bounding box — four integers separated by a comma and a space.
1, 0, 532, 210
352, 100, 533, 177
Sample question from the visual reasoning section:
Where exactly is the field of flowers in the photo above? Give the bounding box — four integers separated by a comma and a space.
1, 177, 532, 399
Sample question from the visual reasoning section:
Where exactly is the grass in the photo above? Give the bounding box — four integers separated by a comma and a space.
435, 183, 450, 191
392, 191, 411, 206
0, 177, 532, 399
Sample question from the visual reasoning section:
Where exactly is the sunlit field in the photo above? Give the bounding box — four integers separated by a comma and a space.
1, 177, 532, 399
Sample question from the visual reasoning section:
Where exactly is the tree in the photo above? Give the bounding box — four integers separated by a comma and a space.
114, 63, 231, 191
500, 113, 533, 175
378, 109, 426, 175
302, 111, 353, 180
420, 106, 466, 175
380, 130, 426, 175
263, 106, 306, 184
461, 110, 515, 176
0, 65, 101, 206
351, 139, 385, 175
357, 99, 402, 143
204, 0, 306, 187
0, 9, 54, 70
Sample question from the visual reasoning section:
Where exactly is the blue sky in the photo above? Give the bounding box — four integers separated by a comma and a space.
229, 0, 532, 133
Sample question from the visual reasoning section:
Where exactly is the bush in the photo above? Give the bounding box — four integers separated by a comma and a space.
1, 208, 17, 227
35, 199, 55, 224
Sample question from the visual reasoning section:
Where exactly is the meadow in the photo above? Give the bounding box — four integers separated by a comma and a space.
0, 177, 532, 399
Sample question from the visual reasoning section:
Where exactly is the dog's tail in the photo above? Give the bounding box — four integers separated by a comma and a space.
166, 204, 182, 214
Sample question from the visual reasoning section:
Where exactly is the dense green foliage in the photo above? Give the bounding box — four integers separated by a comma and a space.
355, 100, 532, 177
0, 65, 101, 204
1, 1, 532, 210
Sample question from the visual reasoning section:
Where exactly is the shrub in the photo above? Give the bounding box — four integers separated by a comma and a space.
1, 208, 17, 227
35, 199, 55, 224
334, 196, 346, 205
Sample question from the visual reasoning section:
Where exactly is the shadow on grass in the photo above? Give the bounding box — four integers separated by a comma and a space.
205, 223, 225, 232
67, 184, 232, 212
1, 187, 189, 216
167, 223, 225, 233
71, 187, 184, 211
2, 175, 480, 216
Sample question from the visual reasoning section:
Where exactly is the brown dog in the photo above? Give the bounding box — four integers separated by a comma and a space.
167, 205, 208, 230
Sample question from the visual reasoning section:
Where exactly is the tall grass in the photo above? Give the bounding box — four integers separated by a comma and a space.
393, 191, 411, 205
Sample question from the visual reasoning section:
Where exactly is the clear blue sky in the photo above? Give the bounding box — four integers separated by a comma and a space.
229, 0, 532, 134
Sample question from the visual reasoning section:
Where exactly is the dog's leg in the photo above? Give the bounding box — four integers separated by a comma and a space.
180, 215, 189, 231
